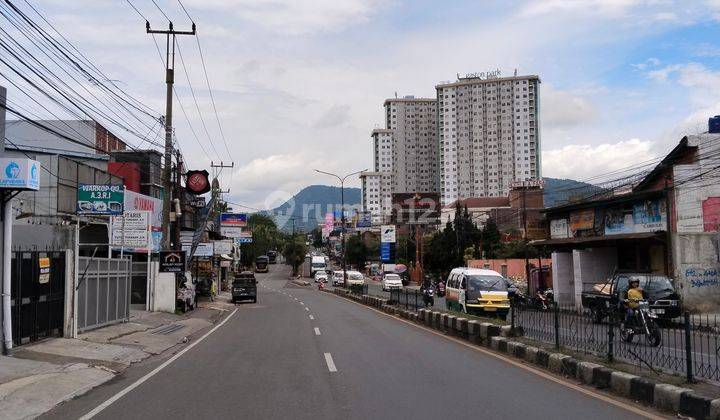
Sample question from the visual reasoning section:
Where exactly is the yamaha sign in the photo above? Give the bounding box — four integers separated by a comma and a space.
0, 158, 40, 191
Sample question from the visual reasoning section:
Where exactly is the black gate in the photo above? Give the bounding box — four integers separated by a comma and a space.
10, 251, 66, 345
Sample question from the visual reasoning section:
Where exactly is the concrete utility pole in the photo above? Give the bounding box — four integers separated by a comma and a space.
315, 169, 366, 286
0, 85, 9, 355
146, 21, 196, 250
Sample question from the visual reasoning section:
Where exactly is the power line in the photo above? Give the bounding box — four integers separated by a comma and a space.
150, 0, 171, 22
124, 0, 147, 21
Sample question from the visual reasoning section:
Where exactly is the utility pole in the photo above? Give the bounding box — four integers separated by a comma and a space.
521, 187, 530, 296
210, 161, 234, 196
146, 21, 196, 250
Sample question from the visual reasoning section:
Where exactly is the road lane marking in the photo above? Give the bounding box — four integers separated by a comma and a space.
324, 353, 337, 372
300, 302, 304, 305
314, 327, 321, 336
294, 298, 298, 301
79, 308, 239, 420
309, 315, 315, 320
305, 307, 310, 311
326, 294, 662, 420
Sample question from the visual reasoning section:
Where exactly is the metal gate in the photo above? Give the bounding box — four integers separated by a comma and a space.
130, 261, 148, 305
10, 251, 66, 345
77, 256, 131, 332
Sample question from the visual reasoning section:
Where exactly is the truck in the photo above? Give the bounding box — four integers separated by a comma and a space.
581, 272, 682, 323
310, 256, 327, 277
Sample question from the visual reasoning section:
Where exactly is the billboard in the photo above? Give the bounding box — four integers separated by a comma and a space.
220, 213, 247, 227
110, 211, 152, 248
220, 226, 243, 238
604, 208, 634, 235
124, 190, 163, 229
633, 199, 666, 233
549, 218, 570, 239
0, 158, 40, 191
381, 225, 396, 243
569, 209, 594, 234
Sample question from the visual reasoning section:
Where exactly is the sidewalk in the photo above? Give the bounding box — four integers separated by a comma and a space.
0, 294, 232, 420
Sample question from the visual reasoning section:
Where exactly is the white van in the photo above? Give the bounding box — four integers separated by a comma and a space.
445, 268, 509, 319
310, 256, 327, 276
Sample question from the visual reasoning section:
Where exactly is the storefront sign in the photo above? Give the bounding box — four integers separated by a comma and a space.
214, 240, 233, 255
159, 250, 185, 273
185, 242, 213, 257
0, 158, 40, 191
381, 225, 396, 243
220, 213, 247, 227
381, 242, 391, 261
633, 199, 666, 233
111, 211, 151, 248
236, 230, 253, 243
77, 184, 124, 215
569, 209, 594, 234
38, 257, 50, 284
549, 219, 569, 239
186, 170, 211, 195
189, 197, 206, 208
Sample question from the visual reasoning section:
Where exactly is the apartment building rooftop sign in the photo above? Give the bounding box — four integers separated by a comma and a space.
458, 69, 502, 80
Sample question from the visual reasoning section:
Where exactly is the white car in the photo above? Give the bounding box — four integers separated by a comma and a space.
381, 273, 403, 291
332, 270, 345, 286
345, 271, 365, 287
314, 271, 328, 283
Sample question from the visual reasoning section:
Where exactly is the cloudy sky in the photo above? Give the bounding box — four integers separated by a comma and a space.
7, 0, 720, 209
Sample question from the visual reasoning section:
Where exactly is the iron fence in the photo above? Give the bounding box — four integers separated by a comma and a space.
513, 302, 720, 383
388, 289, 423, 311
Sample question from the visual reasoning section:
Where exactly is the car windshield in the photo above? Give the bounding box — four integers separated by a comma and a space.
312, 263, 325, 268
385, 275, 401, 281
348, 273, 364, 280
233, 278, 255, 286
468, 275, 507, 292
630, 275, 674, 291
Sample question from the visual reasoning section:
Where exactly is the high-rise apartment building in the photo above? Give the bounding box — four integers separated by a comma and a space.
436, 74, 540, 205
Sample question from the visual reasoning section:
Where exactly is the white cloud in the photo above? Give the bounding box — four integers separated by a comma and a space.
314, 104, 351, 129
541, 85, 598, 129
521, 0, 655, 18
542, 138, 657, 180
631, 57, 661, 70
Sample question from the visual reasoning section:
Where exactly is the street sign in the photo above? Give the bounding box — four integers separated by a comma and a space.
381, 225, 396, 243
159, 250, 185, 273
38, 257, 50, 283
77, 184, 124, 215
111, 211, 151, 248
0, 158, 40, 191
220, 213, 247, 227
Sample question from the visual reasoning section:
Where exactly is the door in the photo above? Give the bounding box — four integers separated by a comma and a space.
459, 275, 467, 313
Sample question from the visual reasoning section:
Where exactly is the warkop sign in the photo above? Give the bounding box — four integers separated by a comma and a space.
160, 251, 185, 273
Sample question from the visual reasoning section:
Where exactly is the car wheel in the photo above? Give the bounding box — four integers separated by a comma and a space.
253, 298, 257, 303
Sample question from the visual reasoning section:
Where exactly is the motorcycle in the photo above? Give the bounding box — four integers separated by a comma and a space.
620, 300, 662, 347
423, 286, 435, 308
533, 288, 554, 311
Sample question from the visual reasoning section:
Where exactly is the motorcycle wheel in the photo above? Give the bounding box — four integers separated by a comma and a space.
646, 322, 662, 347
620, 326, 634, 343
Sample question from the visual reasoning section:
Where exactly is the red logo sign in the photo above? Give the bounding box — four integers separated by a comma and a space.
186, 170, 210, 195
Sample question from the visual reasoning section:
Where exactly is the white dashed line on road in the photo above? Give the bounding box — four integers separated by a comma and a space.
309, 315, 315, 320
300, 302, 304, 305
324, 353, 337, 372
314, 327, 321, 336
305, 307, 309, 311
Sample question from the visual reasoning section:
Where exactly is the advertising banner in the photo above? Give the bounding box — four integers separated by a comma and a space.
220, 226, 243, 238
569, 209, 594, 234
186, 242, 213, 257
381, 242, 391, 262
356, 211, 372, 228
124, 190, 163, 229
220, 213, 247, 227
633, 199, 667, 233
214, 240, 234, 255
0, 158, 40, 191
604, 208, 634, 235
77, 184, 124, 215
549, 219, 570, 239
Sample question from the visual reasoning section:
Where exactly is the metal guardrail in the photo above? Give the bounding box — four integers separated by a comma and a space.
513, 302, 719, 383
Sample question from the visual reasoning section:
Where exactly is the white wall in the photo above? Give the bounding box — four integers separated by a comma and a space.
151, 262, 176, 313
551, 252, 574, 305
573, 247, 617, 306
674, 233, 720, 312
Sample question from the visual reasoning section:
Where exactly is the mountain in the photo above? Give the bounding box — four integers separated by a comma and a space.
271, 185, 361, 232
542, 177, 600, 208
270, 178, 597, 231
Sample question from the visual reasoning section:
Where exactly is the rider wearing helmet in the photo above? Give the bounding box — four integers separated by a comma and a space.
621, 278, 645, 328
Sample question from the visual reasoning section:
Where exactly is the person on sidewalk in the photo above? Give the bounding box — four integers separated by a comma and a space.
210, 275, 217, 302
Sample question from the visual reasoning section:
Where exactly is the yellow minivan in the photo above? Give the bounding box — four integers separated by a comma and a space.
445, 268, 510, 319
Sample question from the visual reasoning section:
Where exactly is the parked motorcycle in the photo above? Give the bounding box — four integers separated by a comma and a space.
533, 288, 554, 311
620, 300, 662, 347
423, 286, 435, 308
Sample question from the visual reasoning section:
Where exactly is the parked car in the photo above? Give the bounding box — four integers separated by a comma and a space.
445, 268, 509, 319
381, 273, 403, 291
581, 272, 681, 322
314, 271, 328, 283
232, 271, 257, 303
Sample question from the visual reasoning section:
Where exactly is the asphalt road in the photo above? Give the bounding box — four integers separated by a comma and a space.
44, 264, 663, 420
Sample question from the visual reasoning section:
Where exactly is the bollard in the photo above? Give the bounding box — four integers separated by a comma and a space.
553, 302, 560, 350
607, 312, 614, 363
684, 312, 694, 383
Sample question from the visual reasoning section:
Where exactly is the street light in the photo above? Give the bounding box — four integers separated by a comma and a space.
314, 168, 367, 287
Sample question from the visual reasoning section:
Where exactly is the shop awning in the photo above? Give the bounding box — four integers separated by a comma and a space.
530, 232, 664, 247
220, 254, 234, 261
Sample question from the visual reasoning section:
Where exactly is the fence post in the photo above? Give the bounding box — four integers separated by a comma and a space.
607, 312, 615, 363
684, 312, 694, 383
553, 302, 560, 350
414, 290, 418, 310
510, 302, 515, 333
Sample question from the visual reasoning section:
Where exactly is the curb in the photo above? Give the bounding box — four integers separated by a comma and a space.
328, 289, 719, 419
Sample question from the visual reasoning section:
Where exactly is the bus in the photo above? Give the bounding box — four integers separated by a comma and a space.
255, 255, 269, 273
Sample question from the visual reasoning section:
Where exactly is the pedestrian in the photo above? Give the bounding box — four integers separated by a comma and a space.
210, 273, 217, 302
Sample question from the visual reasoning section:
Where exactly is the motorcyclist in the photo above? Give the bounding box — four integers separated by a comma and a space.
621, 278, 645, 329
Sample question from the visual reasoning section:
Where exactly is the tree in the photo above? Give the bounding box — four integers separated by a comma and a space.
345, 234, 369, 269
240, 213, 282, 266
481, 217, 501, 259
283, 236, 308, 275
311, 228, 324, 248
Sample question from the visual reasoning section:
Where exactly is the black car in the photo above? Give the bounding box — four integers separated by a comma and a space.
267, 251, 277, 264
232, 271, 257, 303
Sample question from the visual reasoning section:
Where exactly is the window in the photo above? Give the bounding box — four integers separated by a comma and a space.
501, 264, 508, 277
